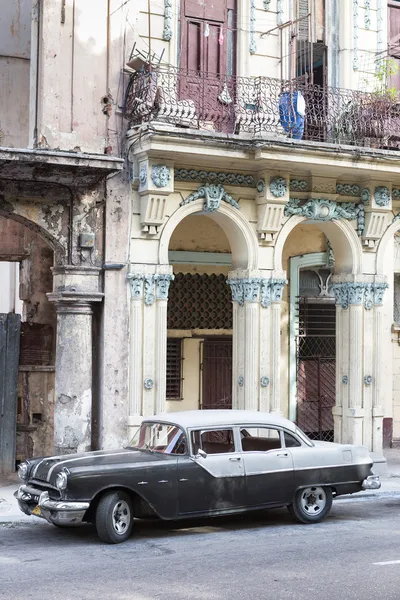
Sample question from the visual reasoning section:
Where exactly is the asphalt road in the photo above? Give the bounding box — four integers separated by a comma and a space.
1, 495, 400, 600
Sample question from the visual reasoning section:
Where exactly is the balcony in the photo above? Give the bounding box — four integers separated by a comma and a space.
124, 65, 400, 152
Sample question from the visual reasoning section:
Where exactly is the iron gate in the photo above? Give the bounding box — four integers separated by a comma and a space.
295, 298, 336, 441
201, 339, 232, 410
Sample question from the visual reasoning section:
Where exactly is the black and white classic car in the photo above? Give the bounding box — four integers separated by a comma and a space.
15, 410, 380, 544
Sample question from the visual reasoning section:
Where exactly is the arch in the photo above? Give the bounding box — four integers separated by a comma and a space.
273, 215, 362, 275
159, 200, 259, 270
376, 220, 400, 275
0, 209, 64, 255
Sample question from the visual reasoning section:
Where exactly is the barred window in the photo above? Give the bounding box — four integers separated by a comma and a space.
167, 339, 183, 399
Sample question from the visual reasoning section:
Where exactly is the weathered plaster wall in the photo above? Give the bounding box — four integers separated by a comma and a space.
0, 0, 31, 148
169, 216, 231, 253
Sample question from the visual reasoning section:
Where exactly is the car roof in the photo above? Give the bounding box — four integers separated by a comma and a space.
145, 410, 297, 432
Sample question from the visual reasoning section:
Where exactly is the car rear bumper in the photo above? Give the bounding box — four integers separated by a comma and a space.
15, 485, 89, 526
362, 475, 381, 490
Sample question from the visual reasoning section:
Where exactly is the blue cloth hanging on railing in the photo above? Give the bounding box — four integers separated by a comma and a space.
279, 91, 306, 140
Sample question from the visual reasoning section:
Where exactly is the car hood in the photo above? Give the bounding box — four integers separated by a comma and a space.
30, 448, 169, 483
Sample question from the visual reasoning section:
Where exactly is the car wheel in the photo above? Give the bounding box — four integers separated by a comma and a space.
95, 491, 133, 544
291, 486, 333, 524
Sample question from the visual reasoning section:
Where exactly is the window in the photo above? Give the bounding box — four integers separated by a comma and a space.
129, 422, 187, 455
284, 431, 301, 448
240, 427, 282, 452
166, 338, 183, 399
191, 429, 235, 454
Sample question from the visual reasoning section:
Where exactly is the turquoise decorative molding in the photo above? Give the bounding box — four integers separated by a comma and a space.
139, 166, 147, 187
257, 179, 265, 193
175, 168, 255, 187
353, 0, 359, 70
260, 376, 270, 387
263, 0, 271, 8
180, 184, 240, 212
250, 0, 257, 54
238, 375, 244, 387
285, 198, 365, 236
144, 378, 154, 390
290, 179, 308, 192
364, 0, 371, 29
270, 176, 287, 198
151, 165, 171, 188
227, 277, 287, 307
336, 183, 360, 196
332, 282, 389, 310
392, 189, 400, 200
127, 273, 175, 304
374, 186, 390, 207
361, 188, 371, 205
364, 375, 373, 385
162, 0, 173, 41
342, 375, 348, 385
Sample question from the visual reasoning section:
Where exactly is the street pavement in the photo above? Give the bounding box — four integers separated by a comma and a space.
1, 449, 400, 599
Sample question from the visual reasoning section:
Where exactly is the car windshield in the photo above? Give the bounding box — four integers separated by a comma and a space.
128, 422, 186, 454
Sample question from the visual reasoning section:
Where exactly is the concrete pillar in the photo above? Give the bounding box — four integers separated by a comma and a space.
48, 266, 103, 455
127, 265, 174, 439
228, 270, 286, 413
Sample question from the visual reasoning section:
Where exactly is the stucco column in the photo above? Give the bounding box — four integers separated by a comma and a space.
48, 266, 103, 455
127, 266, 173, 438
228, 271, 286, 413
332, 301, 344, 443
372, 281, 389, 452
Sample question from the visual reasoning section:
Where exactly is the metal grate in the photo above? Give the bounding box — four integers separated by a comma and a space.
167, 273, 232, 330
166, 338, 183, 399
296, 298, 336, 442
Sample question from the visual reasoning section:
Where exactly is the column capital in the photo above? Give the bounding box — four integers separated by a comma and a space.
227, 271, 287, 307
332, 275, 388, 309
127, 265, 174, 304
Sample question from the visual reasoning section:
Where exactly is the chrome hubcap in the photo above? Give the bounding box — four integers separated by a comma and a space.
300, 487, 326, 516
112, 500, 131, 535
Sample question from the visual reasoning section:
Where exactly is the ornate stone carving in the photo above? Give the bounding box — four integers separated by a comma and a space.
175, 169, 255, 187
227, 277, 287, 307
392, 189, 400, 200
285, 198, 359, 221
342, 376, 349, 385
260, 376, 270, 387
257, 179, 265, 193
364, 375, 373, 386
374, 186, 390, 207
144, 378, 154, 390
139, 166, 147, 187
151, 165, 171, 188
143, 276, 156, 305
238, 375, 244, 387
333, 282, 388, 309
336, 183, 360, 196
270, 176, 287, 198
263, 0, 271, 8
361, 188, 371, 205
127, 273, 174, 303
180, 184, 240, 212
162, 0, 173, 41
155, 274, 175, 299
290, 179, 307, 192
250, 0, 257, 54
364, 0, 371, 29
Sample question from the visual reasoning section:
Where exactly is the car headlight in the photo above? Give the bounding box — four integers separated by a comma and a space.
55, 470, 68, 491
18, 462, 29, 481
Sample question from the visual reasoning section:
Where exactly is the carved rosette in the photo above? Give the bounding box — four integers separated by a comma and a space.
374, 186, 390, 207
227, 277, 287, 307
270, 176, 287, 198
151, 165, 171, 188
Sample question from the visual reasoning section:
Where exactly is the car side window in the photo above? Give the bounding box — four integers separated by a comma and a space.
283, 431, 301, 448
240, 427, 282, 452
191, 429, 235, 454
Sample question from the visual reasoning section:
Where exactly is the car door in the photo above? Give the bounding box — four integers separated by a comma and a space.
240, 426, 295, 507
177, 427, 246, 515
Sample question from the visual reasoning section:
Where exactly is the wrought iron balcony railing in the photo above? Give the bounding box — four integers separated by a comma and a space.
124, 65, 400, 150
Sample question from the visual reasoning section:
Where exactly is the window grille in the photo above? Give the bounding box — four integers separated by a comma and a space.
167, 273, 232, 330
166, 338, 183, 399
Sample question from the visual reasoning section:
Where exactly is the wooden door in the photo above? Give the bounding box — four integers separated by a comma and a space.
0, 313, 21, 474
201, 338, 232, 410
179, 0, 236, 128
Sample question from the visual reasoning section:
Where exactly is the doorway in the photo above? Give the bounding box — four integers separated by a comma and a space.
201, 338, 232, 410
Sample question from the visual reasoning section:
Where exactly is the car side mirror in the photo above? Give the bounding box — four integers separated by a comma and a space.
195, 449, 207, 459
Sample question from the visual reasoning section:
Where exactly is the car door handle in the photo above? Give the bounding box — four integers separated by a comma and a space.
229, 457, 241, 461
276, 452, 288, 458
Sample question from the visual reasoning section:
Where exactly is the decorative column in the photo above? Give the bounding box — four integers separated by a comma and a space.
332, 276, 389, 450
228, 271, 286, 413
127, 266, 174, 437
48, 266, 103, 455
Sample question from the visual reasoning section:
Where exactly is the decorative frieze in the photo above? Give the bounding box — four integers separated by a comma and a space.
162, 0, 173, 41
250, 0, 257, 54
332, 282, 389, 310
290, 179, 308, 192
336, 183, 360, 196
227, 277, 287, 307
175, 169, 255, 187
180, 184, 240, 212
285, 198, 358, 221
270, 176, 287, 198
127, 273, 175, 304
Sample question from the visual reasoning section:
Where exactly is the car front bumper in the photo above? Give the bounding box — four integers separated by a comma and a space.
362, 475, 381, 490
15, 485, 89, 526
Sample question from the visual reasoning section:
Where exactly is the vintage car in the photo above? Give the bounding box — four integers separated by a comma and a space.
15, 410, 380, 544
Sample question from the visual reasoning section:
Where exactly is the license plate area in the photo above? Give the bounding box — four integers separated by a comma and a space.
32, 505, 41, 516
